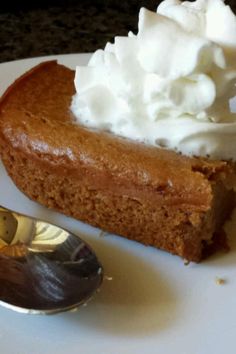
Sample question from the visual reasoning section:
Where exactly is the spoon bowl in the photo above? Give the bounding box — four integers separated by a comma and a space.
0, 206, 103, 314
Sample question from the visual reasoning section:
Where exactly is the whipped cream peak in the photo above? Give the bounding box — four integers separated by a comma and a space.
71, 0, 236, 160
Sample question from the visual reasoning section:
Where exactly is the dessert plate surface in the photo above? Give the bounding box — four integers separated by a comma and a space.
1, 54, 236, 354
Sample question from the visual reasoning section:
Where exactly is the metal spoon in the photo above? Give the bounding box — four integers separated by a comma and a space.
0, 205, 103, 314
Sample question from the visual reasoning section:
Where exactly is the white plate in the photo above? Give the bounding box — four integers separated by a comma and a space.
1, 54, 236, 354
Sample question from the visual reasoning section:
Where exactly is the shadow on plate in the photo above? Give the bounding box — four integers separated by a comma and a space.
64, 234, 180, 337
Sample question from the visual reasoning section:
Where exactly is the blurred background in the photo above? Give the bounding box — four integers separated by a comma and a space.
0, 0, 236, 63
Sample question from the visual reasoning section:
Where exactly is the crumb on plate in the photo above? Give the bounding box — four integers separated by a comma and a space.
215, 277, 226, 285
98, 230, 108, 237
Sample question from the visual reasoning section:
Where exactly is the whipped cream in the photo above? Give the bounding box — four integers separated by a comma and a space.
71, 0, 236, 160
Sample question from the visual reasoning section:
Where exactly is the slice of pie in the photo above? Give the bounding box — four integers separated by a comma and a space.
0, 61, 235, 261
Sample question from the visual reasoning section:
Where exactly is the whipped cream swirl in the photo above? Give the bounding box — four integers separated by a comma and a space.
71, 0, 236, 160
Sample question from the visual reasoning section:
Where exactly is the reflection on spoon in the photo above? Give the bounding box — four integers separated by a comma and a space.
0, 206, 103, 314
